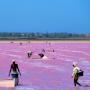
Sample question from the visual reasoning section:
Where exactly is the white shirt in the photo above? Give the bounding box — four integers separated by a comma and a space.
72, 66, 80, 77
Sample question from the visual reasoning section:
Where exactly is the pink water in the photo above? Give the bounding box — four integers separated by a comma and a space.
0, 41, 90, 90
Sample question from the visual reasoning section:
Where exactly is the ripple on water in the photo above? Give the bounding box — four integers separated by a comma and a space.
80, 60, 90, 66
84, 73, 90, 76
31, 62, 66, 72
64, 59, 73, 62
15, 86, 35, 90
80, 80, 90, 84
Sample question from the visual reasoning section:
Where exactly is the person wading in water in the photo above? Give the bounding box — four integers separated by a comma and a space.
9, 60, 21, 86
72, 62, 82, 87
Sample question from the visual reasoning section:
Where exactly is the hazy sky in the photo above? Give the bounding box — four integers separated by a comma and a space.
0, 0, 90, 33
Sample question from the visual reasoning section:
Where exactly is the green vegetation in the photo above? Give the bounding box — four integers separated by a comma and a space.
0, 32, 89, 40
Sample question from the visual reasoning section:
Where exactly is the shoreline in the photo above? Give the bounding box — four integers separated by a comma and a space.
0, 39, 90, 43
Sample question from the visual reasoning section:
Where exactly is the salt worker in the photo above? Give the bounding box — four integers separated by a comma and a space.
27, 51, 33, 58
72, 62, 82, 87
9, 60, 21, 86
38, 53, 44, 58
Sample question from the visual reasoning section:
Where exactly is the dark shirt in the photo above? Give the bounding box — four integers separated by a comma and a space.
11, 64, 18, 72
9, 63, 20, 75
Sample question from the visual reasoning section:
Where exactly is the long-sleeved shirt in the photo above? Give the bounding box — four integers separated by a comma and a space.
72, 66, 80, 77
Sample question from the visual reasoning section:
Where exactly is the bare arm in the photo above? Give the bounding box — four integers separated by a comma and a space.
17, 65, 21, 76
9, 65, 12, 76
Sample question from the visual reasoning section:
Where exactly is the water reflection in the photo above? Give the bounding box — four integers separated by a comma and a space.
9, 87, 15, 90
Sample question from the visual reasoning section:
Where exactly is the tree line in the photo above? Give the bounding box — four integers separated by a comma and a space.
0, 32, 89, 40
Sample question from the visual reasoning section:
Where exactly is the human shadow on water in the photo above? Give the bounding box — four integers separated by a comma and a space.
8, 84, 26, 90
73, 87, 78, 90
9, 87, 15, 90
72, 85, 90, 90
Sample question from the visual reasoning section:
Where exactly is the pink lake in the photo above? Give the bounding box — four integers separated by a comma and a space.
0, 41, 90, 90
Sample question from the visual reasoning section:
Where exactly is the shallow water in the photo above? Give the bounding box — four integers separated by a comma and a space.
0, 41, 90, 90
